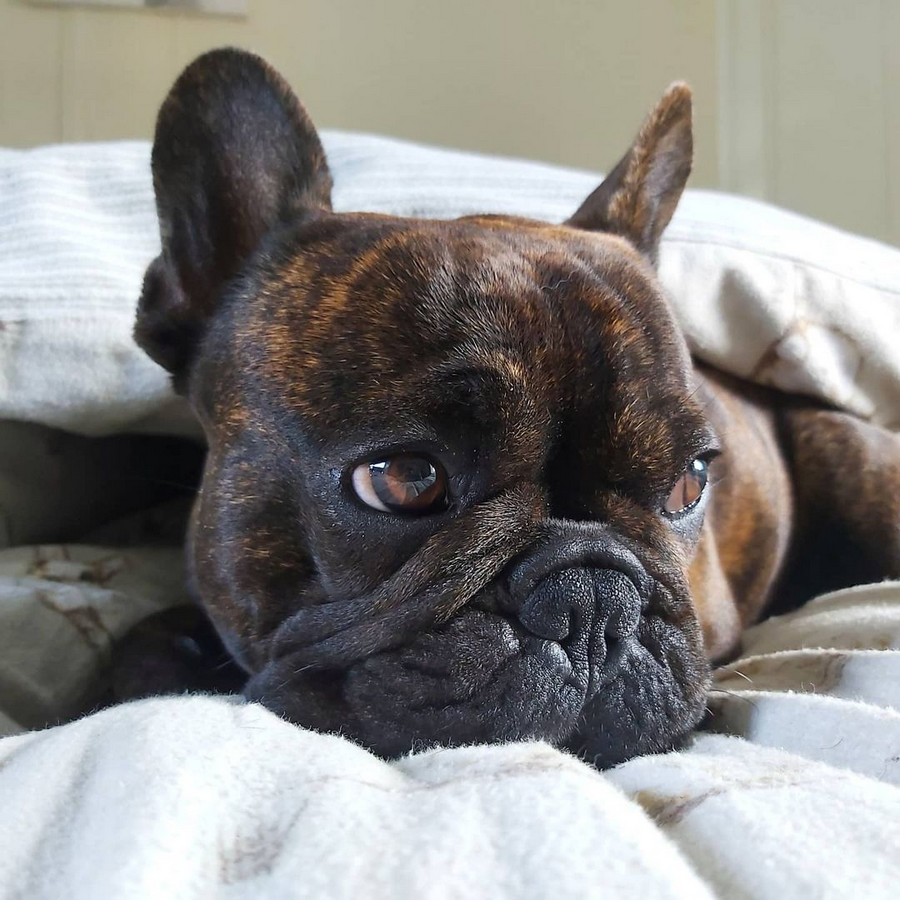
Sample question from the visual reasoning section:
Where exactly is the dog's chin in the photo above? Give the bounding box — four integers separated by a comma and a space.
245, 607, 710, 767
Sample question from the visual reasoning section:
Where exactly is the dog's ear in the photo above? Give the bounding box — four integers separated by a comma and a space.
136, 47, 332, 385
567, 83, 692, 262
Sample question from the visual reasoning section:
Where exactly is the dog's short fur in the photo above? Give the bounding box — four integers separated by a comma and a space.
119, 48, 900, 767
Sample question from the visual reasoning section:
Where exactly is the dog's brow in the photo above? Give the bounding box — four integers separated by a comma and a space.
435, 348, 532, 401
680, 422, 720, 461
471, 351, 530, 386
427, 348, 542, 442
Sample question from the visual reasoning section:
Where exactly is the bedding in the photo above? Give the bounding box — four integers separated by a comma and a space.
1, 136, 899, 898
1, 575, 898, 899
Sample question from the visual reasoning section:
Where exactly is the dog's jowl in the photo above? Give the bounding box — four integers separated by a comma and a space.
121, 48, 900, 767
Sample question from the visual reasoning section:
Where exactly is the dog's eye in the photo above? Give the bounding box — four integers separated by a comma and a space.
664, 458, 709, 515
351, 455, 449, 514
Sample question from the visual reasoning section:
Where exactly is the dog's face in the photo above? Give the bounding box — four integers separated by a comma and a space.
138, 49, 716, 767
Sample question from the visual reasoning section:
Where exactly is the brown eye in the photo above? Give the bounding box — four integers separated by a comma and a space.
351, 454, 449, 514
664, 458, 709, 515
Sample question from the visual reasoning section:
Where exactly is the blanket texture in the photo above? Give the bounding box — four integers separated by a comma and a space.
1, 136, 899, 898
0, 577, 898, 899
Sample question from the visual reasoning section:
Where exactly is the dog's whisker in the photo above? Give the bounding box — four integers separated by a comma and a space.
707, 687, 759, 710
714, 665, 754, 685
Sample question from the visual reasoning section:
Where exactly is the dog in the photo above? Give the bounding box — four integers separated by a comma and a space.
116, 47, 900, 768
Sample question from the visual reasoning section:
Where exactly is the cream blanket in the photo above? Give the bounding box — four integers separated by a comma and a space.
1, 565, 899, 898
1, 137, 900, 898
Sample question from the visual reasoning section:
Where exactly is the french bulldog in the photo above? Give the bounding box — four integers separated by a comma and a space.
120, 48, 900, 768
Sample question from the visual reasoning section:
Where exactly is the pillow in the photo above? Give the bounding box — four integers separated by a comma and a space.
1, 134, 899, 437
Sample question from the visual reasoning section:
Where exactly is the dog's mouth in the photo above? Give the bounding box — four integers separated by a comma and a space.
244, 561, 710, 767
341, 611, 584, 752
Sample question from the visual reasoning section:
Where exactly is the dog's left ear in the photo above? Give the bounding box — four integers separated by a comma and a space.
567, 83, 692, 263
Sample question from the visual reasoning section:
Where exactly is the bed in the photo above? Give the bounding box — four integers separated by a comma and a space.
1, 134, 899, 899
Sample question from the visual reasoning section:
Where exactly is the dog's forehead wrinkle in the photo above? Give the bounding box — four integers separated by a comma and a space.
221, 210, 695, 466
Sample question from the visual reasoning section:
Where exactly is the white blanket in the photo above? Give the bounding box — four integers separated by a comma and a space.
1, 578, 899, 899
1, 136, 900, 898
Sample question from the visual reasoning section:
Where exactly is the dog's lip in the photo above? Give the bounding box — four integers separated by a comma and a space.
524, 635, 577, 683
248, 607, 700, 759
256, 604, 622, 702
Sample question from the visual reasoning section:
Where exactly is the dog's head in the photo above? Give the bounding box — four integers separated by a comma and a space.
137, 48, 716, 767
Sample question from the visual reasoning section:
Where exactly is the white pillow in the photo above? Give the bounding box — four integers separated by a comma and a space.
1, 134, 898, 437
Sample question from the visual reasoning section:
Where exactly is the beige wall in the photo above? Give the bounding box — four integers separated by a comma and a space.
718, 0, 900, 246
2, 0, 899, 245
0, 0, 721, 184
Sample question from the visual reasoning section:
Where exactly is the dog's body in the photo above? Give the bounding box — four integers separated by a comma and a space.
116, 49, 900, 767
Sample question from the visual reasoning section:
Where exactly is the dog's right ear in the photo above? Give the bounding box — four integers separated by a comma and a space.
136, 48, 332, 387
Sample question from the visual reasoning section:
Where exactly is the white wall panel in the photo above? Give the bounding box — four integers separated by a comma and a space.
718, 0, 899, 245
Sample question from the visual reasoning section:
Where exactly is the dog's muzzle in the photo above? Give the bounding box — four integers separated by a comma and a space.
507, 535, 651, 687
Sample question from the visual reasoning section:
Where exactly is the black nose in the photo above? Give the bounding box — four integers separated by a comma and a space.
518, 567, 641, 642
509, 535, 649, 643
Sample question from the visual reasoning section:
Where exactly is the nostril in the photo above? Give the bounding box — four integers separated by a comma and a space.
518, 595, 572, 642
596, 569, 642, 639
518, 568, 592, 641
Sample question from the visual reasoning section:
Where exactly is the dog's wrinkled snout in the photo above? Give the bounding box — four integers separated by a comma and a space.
509, 534, 649, 645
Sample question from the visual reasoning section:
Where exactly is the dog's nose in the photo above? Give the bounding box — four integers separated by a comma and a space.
508, 535, 649, 643
518, 567, 640, 642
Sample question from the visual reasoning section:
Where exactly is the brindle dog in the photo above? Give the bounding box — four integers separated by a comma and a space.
117, 48, 900, 768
